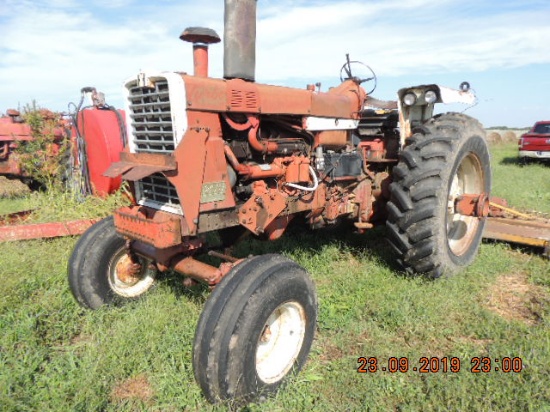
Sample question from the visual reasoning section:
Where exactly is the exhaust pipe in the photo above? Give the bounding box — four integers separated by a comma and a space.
224, 0, 257, 81
180, 27, 221, 77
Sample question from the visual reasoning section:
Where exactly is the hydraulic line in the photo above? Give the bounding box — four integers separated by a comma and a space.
285, 166, 319, 192
67, 95, 92, 197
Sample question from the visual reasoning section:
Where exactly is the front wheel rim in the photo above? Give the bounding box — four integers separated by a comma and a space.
255, 301, 307, 384
108, 247, 155, 298
446, 152, 485, 256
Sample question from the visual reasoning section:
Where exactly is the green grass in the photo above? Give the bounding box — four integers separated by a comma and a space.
0, 186, 131, 223
490, 143, 550, 214
0, 142, 549, 411
0, 197, 30, 216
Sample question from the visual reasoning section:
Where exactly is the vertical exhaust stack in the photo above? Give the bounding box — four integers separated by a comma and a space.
180, 27, 221, 77
224, 0, 257, 81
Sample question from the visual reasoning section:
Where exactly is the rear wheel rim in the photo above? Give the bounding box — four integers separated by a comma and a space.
108, 247, 155, 297
446, 152, 485, 256
255, 301, 306, 384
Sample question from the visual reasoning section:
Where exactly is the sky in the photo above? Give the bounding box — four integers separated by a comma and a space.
1, 0, 549, 128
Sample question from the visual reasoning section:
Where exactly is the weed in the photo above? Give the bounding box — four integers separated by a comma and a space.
14, 103, 70, 192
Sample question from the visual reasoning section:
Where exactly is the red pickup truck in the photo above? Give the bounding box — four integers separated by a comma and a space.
519, 121, 550, 162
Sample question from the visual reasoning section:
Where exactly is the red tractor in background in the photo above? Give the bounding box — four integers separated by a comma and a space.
0, 88, 124, 197
0, 109, 59, 177
68, 0, 494, 404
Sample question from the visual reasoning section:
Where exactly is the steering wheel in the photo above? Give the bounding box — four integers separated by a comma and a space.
339, 54, 377, 94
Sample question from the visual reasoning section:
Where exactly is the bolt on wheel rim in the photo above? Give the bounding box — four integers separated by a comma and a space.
447, 152, 484, 256
256, 301, 306, 384
108, 247, 155, 297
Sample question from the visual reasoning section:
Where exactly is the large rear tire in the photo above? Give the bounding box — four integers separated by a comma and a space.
386, 113, 491, 278
193, 254, 317, 404
68, 216, 156, 309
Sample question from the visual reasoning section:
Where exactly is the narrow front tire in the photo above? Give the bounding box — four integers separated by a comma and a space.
193, 254, 317, 404
68, 216, 156, 309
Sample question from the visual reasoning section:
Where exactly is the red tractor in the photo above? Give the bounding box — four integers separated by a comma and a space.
68, 0, 491, 404
0, 109, 66, 179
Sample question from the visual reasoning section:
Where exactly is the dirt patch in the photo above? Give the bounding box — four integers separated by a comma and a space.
317, 330, 370, 362
69, 333, 95, 351
110, 374, 154, 403
449, 336, 493, 353
486, 272, 547, 325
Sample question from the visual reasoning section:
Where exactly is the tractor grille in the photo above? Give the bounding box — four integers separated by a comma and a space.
137, 173, 181, 212
128, 80, 174, 153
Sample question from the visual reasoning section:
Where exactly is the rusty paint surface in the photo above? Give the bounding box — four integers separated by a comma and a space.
0, 122, 32, 141
192, 45, 210, 77
104, 152, 176, 180
123, 165, 175, 181
207, 250, 240, 263
197, 134, 236, 212
184, 75, 363, 119
237, 181, 287, 235
318, 130, 348, 147
170, 114, 215, 234
0, 155, 23, 175
113, 206, 183, 248
484, 217, 550, 254
0, 218, 99, 242
264, 215, 294, 240
454, 195, 508, 218
455, 193, 490, 217
358, 139, 387, 162
227, 79, 260, 112
115, 254, 142, 284
172, 256, 222, 285
0, 111, 67, 178
0, 209, 33, 225
184, 75, 228, 111
197, 209, 240, 232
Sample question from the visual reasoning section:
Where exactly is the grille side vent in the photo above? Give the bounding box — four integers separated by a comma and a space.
128, 80, 174, 153
229, 89, 258, 111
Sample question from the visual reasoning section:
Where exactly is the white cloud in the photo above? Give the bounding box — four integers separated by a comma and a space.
91, 0, 135, 8
0, 0, 549, 123
256, 1, 550, 82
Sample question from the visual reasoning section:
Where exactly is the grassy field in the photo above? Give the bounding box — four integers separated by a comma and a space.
0, 141, 549, 411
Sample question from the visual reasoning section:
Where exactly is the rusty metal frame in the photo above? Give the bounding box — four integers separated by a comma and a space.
104, 152, 177, 181
113, 206, 186, 248
484, 217, 550, 256
0, 218, 99, 242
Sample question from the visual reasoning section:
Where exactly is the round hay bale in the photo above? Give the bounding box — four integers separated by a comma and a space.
502, 131, 517, 142
486, 131, 502, 144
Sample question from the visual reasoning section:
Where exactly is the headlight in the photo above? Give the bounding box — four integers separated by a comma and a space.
403, 93, 417, 106
425, 90, 437, 104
